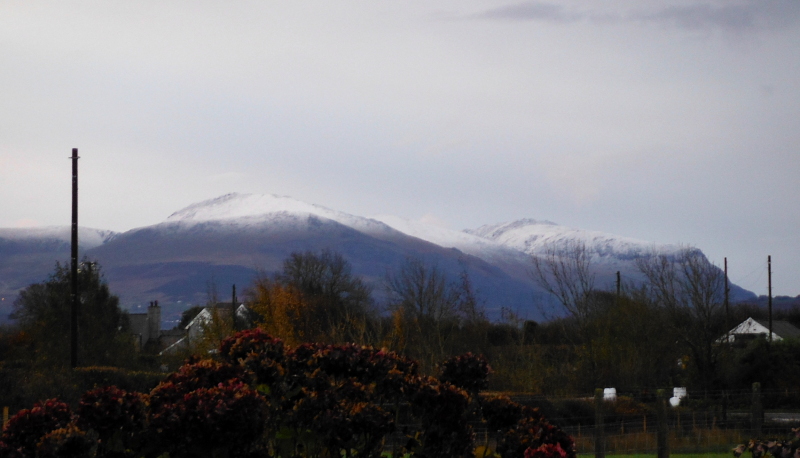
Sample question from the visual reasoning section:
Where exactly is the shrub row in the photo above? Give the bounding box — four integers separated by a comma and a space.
1, 329, 576, 458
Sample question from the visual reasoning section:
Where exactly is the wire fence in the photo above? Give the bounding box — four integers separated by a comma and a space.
377, 387, 800, 456
504, 385, 800, 456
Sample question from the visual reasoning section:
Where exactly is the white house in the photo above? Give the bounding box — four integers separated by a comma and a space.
160, 302, 251, 355
717, 317, 800, 345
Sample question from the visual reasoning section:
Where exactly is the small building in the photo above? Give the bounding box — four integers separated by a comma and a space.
128, 301, 161, 352
718, 317, 800, 346
160, 302, 251, 355
128, 301, 186, 353
184, 302, 250, 340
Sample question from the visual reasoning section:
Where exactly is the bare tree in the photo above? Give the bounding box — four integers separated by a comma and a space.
530, 240, 597, 324
454, 258, 487, 324
386, 257, 459, 323
279, 249, 375, 343
385, 257, 463, 367
636, 247, 726, 390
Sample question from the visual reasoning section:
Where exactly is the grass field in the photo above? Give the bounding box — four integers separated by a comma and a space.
571, 429, 745, 455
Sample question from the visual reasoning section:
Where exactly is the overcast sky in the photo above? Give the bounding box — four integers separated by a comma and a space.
1, 1, 798, 296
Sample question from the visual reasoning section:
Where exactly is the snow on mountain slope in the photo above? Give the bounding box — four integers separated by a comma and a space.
372, 215, 531, 266
0, 226, 117, 249
165, 193, 400, 239
467, 219, 681, 261
162, 194, 675, 268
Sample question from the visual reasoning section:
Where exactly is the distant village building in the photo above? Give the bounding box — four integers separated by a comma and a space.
128, 300, 251, 354
718, 317, 800, 346
160, 302, 252, 355
128, 301, 184, 352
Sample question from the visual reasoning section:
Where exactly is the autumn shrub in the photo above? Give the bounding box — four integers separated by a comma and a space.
219, 328, 286, 386
438, 352, 492, 394
35, 423, 98, 458
152, 379, 266, 452
408, 376, 474, 458
496, 411, 577, 458
147, 358, 266, 457
481, 395, 577, 458
148, 358, 246, 411
272, 342, 405, 457
524, 442, 569, 458
0, 398, 73, 458
732, 428, 800, 458
2, 329, 576, 458
482, 395, 525, 432
75, 385, 146, 456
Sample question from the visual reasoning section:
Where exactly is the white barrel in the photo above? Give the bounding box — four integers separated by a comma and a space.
603, 388, 617, 401
673, 387, 687, 399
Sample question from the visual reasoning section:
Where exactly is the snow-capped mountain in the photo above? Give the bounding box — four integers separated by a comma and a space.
466, 219, 678, 260
165, 193, 398, 239
0, 193, 756, 323
375, 215, 752, 303
77, 193, 536, 320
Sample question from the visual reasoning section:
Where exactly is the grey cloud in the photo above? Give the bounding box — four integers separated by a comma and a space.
478, 1, 800, 33
478, 2, 583, 23
634, 1, 800, 32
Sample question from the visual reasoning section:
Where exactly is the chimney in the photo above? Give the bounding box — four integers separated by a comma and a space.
147, 301, 161, 346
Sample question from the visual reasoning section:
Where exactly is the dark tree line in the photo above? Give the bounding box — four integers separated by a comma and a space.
8, 260, 135, 369
2, 245, 795, 412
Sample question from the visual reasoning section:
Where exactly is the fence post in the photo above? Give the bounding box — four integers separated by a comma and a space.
722, 390, 728, 427
657, 389, 669, 458
2, 406, 7, 429
595, 388, 605, 458
752, 382, 763, 438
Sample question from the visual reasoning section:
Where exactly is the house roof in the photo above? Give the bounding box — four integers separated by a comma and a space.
185, 303, 247, 330
754, 319, 800, 339
159, 336, 188, 355
719, 317, 800, 343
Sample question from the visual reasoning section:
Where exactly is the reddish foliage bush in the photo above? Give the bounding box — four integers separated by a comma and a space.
1, 329, 576, 458
219, 328, 286, 386
524, 442, 569, 458
35, 423, 98, 458
0, 399, 73, 458
149, 378, 267, 454
148, 359, 245, 411
409, 377, 475, 458
496, 414, 575, 458
439, 352, 492, 394
482, 395, 525, 431
75, 385, 146, 442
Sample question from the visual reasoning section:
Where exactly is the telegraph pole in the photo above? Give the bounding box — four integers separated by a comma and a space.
231, 284, 237, 331
70, 148, 80, 368
768, 255, 773, 343
724, 258, 730, 338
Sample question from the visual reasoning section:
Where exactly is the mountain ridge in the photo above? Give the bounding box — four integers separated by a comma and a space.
0, 193, 757, 324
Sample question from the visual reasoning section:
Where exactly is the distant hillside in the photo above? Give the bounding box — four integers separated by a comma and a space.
0, 193, 757, 325
0, 227, 118, 323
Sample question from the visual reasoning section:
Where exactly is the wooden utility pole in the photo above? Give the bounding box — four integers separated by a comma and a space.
70, 148, 80, 368
231, 284, 237, 331
724, 258, 730, 339
616, 271, 621, 297
656, 389, 669, 458
752, 382, 763, 437
768, 256, 773, 343
594, 389, 605, 458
